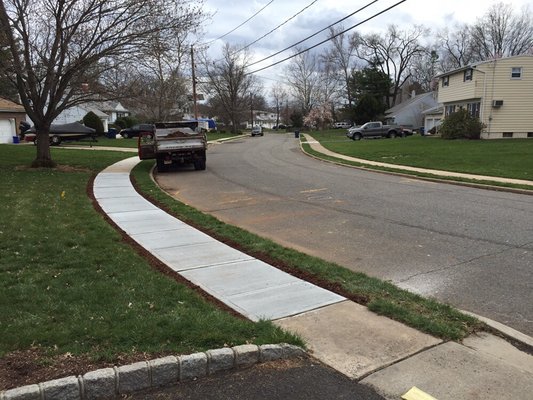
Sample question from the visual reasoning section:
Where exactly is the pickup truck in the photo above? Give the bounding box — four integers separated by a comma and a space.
138, 121, 207, 172
346, 121, 405, 141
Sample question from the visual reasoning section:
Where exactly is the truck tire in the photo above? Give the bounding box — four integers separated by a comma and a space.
51, 135, 62, 145
389, 131, 397, 139
156, 157, 168, 172
352, 133, 362, 141
194, 159, 206, 171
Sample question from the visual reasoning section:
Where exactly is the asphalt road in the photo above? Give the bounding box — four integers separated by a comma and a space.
126, 357, 385, 399
155, 133, 533, 336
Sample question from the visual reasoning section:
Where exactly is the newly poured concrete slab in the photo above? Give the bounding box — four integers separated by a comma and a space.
180, 259, 301, 297
153, 242, 254, 272
226, 281, 345, 321
131, 228, 213, 250
97, 196, 158, 214
275, 301, 441, 379
93, 157, 346, 321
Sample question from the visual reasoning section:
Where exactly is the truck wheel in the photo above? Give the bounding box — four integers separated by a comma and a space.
389, 132, 397, 139
194, 159, 206, 171
352, 133, 362, 141
122, 132, 129, 139
156, 158, 168, 172
51, 135, 61, 145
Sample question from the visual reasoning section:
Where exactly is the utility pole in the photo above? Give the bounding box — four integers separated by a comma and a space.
191, 45, 199, 120
250, 94, 254, 128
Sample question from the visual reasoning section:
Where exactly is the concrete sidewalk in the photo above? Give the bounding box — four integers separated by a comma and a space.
93, 156, 533, 400
303, 134, 533, 190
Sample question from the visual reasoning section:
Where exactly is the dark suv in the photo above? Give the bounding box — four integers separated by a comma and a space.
119, 124, 155, 139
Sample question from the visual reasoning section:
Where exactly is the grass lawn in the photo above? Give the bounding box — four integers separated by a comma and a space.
310, 130, 533, 181
0, 145, 300, 369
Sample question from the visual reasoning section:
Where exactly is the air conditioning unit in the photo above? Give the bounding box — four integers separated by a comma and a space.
492, 100, 504, 107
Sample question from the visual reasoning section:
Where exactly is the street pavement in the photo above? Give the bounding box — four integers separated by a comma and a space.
89, 155, 533, 400
125, 357, 387, 400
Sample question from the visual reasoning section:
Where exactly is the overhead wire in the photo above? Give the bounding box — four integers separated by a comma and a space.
233, 0, 321, 55
203, 0, 276, 47
247, 0, 407, 75
247, 0, 379, 68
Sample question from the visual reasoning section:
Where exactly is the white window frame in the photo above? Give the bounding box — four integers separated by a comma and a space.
511, 67, 522, 79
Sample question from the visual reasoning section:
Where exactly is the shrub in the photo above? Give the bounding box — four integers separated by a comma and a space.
439, 109, 485, 140
115, 116, 138, 129
82, 111, 104, 136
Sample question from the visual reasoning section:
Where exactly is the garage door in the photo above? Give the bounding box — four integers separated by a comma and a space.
0, 119, 15, 144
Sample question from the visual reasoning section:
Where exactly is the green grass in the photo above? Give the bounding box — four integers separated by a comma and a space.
0, 145, 301, 361
131, 161, 483, 341
309, 130, 533, 181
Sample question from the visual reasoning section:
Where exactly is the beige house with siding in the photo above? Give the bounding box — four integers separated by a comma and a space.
436, 54, 533, 139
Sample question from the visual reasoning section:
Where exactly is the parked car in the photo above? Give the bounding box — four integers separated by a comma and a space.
347, 121, 404, 140
119, 124, 155, 139
251, 126, 263, 136
333, 121, 352, 129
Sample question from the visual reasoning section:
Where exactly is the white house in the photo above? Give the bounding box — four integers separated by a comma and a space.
54, 101, 130, 131
385, 92, 439, 129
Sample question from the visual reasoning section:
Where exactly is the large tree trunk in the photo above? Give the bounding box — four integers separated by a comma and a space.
31, 129, 56, 168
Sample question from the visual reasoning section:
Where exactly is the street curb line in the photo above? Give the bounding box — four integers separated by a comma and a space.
0, 344, 305, 400
299, 136, 533, 196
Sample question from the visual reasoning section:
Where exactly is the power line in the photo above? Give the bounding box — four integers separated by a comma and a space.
234, 0, 320, 55
246, 0, 407, 75
247, 0, 379, 68
203, 0, 276, 47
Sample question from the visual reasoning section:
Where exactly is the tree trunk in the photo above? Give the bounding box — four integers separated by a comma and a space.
31, 130, 56, 168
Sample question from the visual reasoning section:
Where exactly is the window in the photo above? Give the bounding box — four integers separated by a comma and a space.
445, 105, 456, 117
463, 69, 473, 81
528, 132, 533, 138
502, 132, 513, 138
442, 76, 449, 87
467, 102, 481, 118
511, 67, 522, 79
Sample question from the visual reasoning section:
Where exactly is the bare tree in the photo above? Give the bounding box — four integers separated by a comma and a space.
123, 27, 201, 122
322, 25, 359, 108
200, 43, 260, 133
285, 49, 321, 114
0, 0, 203, 167
470, 2, 533, 60
410, 49, 439, 92
351, 25, 428, 108
270, 83, 288, 127
436, 24, 477, 71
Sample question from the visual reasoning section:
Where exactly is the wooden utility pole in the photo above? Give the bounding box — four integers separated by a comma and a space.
191, 45, 199, 120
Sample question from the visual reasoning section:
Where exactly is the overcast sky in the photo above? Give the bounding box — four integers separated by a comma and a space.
198, 0, 531, 85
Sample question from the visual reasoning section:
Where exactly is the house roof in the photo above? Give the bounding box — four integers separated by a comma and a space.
385, 92, 435, 115
98, 101, 129, 113
0, 97, 25, 113
435, 54, 533, 78
421, 105, 443, 115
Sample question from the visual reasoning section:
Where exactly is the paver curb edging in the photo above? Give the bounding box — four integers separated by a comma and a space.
0, 344, 305, 400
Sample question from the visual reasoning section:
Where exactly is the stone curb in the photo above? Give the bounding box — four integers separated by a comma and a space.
1, 344, 305, 400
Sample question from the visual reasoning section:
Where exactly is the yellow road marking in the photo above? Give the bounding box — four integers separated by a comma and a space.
300, 188, 328, 194
402, 386, 438, 400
